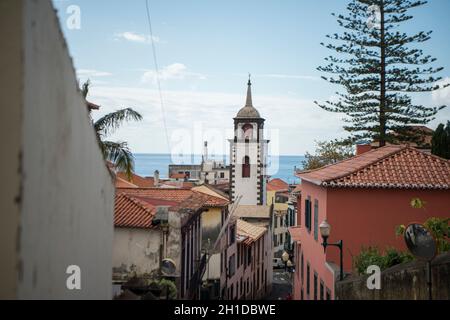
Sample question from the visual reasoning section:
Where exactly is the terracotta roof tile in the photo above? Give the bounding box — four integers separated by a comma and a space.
297, 145, 450, 189
114, 193, 156, 229
116, 172, 155, 188
267, 178, 289, 191
115, 177, 138, 188
237, 219, 267, 245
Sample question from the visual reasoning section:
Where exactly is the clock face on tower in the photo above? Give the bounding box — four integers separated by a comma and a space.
230, 79, 268, 206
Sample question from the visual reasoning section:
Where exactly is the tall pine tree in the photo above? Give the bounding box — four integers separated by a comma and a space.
316, 0, 448, 147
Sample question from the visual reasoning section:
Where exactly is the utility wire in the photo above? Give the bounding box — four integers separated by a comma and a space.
145, 0, 171, 153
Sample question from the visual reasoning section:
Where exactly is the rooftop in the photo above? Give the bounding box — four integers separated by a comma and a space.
237, 219, 267, 245
114, 193, 156, 229
116, 172, 155, 188
234, 205, 272, 219
297, 145, 450, 189
235, 79, 262, 119
267, 178, 289, 191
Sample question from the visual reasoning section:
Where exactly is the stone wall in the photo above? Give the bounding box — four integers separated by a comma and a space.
336, 252, 450, 300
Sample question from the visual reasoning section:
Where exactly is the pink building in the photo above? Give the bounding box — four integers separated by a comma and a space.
291, 145, 450, 300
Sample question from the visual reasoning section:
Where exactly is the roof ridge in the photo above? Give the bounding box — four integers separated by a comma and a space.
319, 144, 408, 183
120, 193, 154, 214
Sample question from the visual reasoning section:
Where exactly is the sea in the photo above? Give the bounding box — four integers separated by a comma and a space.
134, 154, 305, 185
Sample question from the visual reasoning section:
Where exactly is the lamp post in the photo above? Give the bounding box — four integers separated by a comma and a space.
281, 251, 290, 272
319, 220, 344, 281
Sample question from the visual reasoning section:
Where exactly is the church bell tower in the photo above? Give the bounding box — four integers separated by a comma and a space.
229, 77, 269, 205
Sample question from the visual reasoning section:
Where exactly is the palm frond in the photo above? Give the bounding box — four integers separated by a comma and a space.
81, 80, 90, 99
94, 108, 143, 137
101, 140, 135, 179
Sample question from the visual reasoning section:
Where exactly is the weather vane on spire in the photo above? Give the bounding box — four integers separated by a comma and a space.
248, 73, 252, 85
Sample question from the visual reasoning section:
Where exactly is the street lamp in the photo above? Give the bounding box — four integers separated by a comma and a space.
281, 251, 290, 272
319, 220, 344, 281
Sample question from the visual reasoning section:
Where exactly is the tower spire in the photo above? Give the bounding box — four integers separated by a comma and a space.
246, 74, 253, 107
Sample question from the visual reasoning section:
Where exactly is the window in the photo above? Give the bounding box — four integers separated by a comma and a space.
274, 215, 278, 228
314, 199, 319, 241
301, 253, 304, 282
242, 123, 253, 140
326, 288, 331, 300
247, 247, 252, 267
220, 172, 225, 178
306, 263, 310, 296
237, 245, 240, 266
229, 254, 236, 277
320, 280, 324, 300
305, 196, 311, 232
314, 272, 318, 300
242, 156, 250, 178
229, 224, 236, 244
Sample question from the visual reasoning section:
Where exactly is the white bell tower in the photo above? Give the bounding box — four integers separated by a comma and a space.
229, 77, 269, 205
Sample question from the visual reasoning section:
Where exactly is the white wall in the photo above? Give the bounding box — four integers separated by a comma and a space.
113, 228, 161, 276
0, 0, 115, 299
232, 141, 260, 205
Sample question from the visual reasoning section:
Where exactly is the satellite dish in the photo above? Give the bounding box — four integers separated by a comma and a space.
161, 258, 177, 276
404, 223, 437, 261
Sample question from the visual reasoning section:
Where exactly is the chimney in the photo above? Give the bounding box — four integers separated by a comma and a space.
356, 144, 372, 155
154, 170, 160, 186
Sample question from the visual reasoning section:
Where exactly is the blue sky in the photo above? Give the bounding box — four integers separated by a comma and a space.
53, 0, 450, 155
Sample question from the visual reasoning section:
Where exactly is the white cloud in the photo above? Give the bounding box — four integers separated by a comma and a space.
141, 63, 207, 83
114, 31, 160, 44
77, 69, 113, 77
86, 86, 346, 155
432, 77, 450, 106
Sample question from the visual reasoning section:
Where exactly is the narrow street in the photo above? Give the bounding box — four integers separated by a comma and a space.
266, 269, 292, 300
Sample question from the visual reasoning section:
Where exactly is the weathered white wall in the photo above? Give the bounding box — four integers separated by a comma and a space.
113, 228, 161, 276
0, 0, 115, 299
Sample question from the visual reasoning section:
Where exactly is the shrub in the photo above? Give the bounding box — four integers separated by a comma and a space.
354, 246, 413, 275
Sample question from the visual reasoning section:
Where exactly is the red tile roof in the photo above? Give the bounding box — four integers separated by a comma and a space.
116, 172, 155, 188
114, 193, 156, 229
237, 219, 267, 245
267, 178, 289, 191
116, 188, 229, 208
170, 173, 187, 179
115, 177, 138, 188
297, 145, 450, 189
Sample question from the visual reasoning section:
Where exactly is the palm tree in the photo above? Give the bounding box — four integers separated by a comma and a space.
82, 80, 143, 178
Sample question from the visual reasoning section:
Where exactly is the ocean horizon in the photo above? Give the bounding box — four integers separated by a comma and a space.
134, 153, 305, 184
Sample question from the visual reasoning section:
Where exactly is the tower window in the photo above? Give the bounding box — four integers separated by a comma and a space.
242, 123, 253, 140
242, 156, 250, 178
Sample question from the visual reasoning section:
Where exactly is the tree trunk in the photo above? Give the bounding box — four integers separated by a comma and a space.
379, 0, 386, 147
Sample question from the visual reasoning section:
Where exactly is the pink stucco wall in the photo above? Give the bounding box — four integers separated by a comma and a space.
294, 181, 450, 300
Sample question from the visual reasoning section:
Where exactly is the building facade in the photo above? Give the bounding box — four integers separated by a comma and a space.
292, 145, 450, 300
113, 188, 228, 299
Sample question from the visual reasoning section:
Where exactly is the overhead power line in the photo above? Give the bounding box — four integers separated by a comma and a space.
145, 0, 171, 153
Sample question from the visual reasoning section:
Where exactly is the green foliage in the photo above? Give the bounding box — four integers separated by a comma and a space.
302, 140, 354, 170
423, 217, 450, 254
316, 0, 447, 147
431, 121, 450, 159
81, 80, 143, 179
150, 279, 177, 300
395, 197, 450, 255
354, 246, 413, 275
